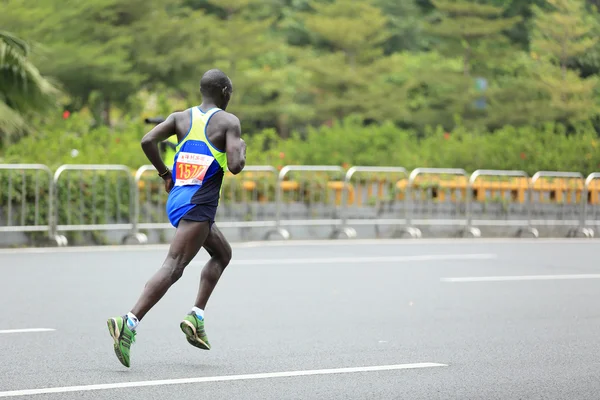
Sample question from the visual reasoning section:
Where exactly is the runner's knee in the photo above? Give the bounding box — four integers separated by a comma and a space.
221, 242, 232, 267
214, 241, 232, 268
164, 250, 192, 283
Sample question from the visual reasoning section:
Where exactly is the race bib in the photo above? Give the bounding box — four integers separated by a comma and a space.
174, 152, 214, 186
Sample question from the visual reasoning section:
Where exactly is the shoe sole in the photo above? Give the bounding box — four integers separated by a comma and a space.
107, 318, 130, 368
180, 320, 210, 350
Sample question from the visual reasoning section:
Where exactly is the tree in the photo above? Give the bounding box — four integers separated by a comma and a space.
482, 0, 549, 50
531, 0, 599, 122
484, 56, 558, 129
130, 7, 217, 92
274, 0, 317, 47
191, 0, 314, 136
571, 2, 600, 84
301, 0, 390, 67
425, 0, 522, 76
294, 0, 391, 121
375, 0, 429, 53
0, 31, 60, 145
0, 0, 156, 126
360, 51, 470, 131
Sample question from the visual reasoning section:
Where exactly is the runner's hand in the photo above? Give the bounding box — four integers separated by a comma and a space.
162, 170, 174, 193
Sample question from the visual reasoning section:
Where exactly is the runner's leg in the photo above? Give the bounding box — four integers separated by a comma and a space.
195, 223, 232, 310
180, 223, 232, 350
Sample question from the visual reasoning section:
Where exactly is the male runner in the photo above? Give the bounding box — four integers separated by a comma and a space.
107, 69, 246, 368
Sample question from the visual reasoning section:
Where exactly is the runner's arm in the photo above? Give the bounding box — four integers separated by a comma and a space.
141, 113, 178, 178
225, 116, 246, 175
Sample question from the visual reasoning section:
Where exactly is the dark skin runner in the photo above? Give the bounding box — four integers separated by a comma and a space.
130, 69, 246, 321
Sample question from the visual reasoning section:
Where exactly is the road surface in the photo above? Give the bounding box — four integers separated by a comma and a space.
1, 238, 599, 399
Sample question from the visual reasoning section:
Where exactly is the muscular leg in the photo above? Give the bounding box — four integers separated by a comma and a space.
130, 219, 211, 321
178, 224, 231, 350
194, 223, 232, 310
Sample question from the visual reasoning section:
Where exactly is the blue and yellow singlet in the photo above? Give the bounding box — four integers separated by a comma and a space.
165, 107, 227, 227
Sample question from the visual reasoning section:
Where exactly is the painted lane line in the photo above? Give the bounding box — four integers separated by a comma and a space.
0, 329, 55, 334
1, 237, 599, 255
441, 274, 600, 283
0, 253, 496, 268
209, 253, 498, 266
0, 362, 448, 398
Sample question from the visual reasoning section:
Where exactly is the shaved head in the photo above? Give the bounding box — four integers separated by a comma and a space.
200, 69, 232, 98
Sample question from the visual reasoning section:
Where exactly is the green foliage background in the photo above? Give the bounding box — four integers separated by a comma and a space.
3, 112, 600, 175
1, 0, 600, 140
2, 0, 600, 245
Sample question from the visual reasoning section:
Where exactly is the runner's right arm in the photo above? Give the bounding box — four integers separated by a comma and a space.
141, 113, 179, 178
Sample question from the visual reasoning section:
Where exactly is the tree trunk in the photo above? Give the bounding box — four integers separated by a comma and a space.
561, 36, 567, 105
103, 96, 111, 127
278, 114, 289, 139
463, 41, 471, 77
347, 50, 356, 71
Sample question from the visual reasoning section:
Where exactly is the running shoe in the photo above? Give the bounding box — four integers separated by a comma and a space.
107, 316, 136, 367
180, 311, 211, 350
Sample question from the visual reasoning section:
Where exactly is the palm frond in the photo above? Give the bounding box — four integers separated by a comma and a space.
0, 30, 60, 139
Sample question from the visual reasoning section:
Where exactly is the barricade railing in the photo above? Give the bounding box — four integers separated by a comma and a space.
465, 170, 537, 238
7, 163, 600, 245
130, 165, 166, 243
580, 172, 600, 238
400, 168, 469, 238
0, 164, 62, 243
265, 165, 345, 240
51, 164, 137, 245
529, 171, 588, 237
333, 166, 409, 239
217, 166, 278, 238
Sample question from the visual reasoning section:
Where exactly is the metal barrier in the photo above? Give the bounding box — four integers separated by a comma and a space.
265, 165, 345, 240
51, 165, 138, 245
217, 166, 278, 238
529, 171, 590, 238
0, 164, 64, 244
131, 165, 279, 242
6, 163, 600, 246
400, 168, 469, 238
464, 170, 537, 238
130, 165, 165, 244
333, 166, 410, 239
580, 172, 600, 238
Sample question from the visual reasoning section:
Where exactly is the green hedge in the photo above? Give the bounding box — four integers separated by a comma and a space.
249, 116, 600, 176
2, 112, 599, 175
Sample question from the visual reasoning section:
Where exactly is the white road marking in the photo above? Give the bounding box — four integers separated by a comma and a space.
0, 237, 598, 255
0, 362, 447, 398
0, 252, 496, 268
441, 274, 600, 283
223, 253, 497, 266
0, 328, 55, 334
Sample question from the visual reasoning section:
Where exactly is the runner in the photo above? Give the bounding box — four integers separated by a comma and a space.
107, 69, 246, 368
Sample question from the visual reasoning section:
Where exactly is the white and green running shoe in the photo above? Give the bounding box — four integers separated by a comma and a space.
180, 311, 210, 350
107, 316, 136, 368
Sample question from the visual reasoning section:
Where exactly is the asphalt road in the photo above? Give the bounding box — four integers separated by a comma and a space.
1, 238, 600, 399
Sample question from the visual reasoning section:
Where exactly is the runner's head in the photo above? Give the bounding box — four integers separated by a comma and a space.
200, 69, 233, 110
